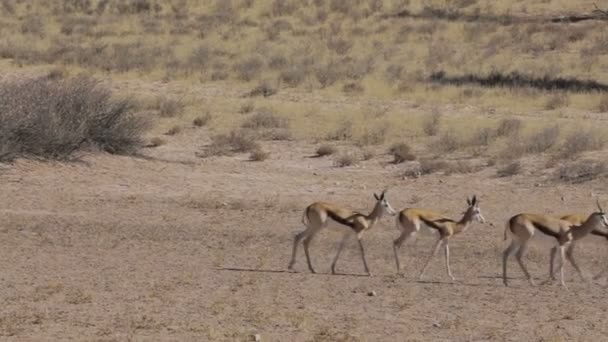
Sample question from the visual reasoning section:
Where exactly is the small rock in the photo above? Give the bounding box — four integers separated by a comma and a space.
367, 291, 377, 297
251, 333, 261, 342
432, 322, 441, 328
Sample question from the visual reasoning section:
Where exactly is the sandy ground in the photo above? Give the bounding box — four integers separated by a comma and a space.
2, 123, 608, 342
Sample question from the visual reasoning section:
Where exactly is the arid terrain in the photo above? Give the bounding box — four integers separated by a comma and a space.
2, 0, 608, 341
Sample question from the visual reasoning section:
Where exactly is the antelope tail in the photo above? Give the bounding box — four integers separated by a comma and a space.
301, 207, 310, 226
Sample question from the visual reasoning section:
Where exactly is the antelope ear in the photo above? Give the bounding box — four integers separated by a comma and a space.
466, 197, 471, 206
597, 199, 605, 213
472, 195, 477, 205
374, 193, 380, 201
381, 189, 387, 199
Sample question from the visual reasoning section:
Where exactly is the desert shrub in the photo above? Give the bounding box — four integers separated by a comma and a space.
342, 82, 364, 93
358, 124, 388, 145
388, 142, 416, 163
598, 95, 608, 113
280, 65, 306, 87
246, 80, 277, 97
334, 151, 359, 167
316, 144, 336, 157
544, 94, 569, 110
241, 111, 288, 129
249, 149, 269, 161
315, 61, 342, 88
0, 76, 147, 161
419, 158, 448, 175
556, 131, 604, 159
469, 127, 497, 146
327, 37, 353, 55
235, 56, 264, 81
556, 159, 607, 183
423, 109, 441, 136
239, 102, 255, 114
157, 96, 185, 117
165, 125, 182, 135
362, 148, 374, 160
147, 137, 166, 147
433, 129, 462, 152
443, 160, 479, 175
497, 161, 521, 177
326, 120, 353, 141
496, 118, 522, 137
187, 45, 210, 70
20, 14, 45, 36
193, 112, 212, 127
526, 125, 560, 153
203, 129, 260, 157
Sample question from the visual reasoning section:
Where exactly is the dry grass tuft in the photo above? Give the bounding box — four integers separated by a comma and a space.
203, 129, 260, 157
165, 125, 182, 136
334, 151, 359, 167
147, 137, 166, 148
556, 159, 607, 183
496, 118, 522, 137
249, 149, 269, 161
158, 96, 185, 118
326, 120, 353, 141
239, 102, 255, 114
316, 144, 336, 157
193, 113, 212, 127
423, 109, 442, 136
241, 110, 288, 129
388, 142, 416, 163
598, 95, 608, 113
432, 129, 462, 153
497, 161, 521, 177
544, 94, 569, 110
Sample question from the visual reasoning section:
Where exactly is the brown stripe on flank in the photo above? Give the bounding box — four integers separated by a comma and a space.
327, 211, 356, 229
531, 221, 561, 239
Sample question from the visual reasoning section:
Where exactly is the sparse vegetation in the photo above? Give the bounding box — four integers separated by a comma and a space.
556, 159, 607, 183
158, 96, 185, 118
496, 118, 522, 137
423, 109, 442, 136
203, 129, 260, 157
165, 125, 182, 136
242, 111, 288, 130
497, 161, 522, 177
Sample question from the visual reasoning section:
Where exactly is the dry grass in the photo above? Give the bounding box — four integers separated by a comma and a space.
316, 144, 336, 157
423, 109, 442, 136
165, 125, 182, 136
203, 129, 260, 157
193, 113, 212, 127
388, 142, 416, 163
496, 118, 522, 137
334, 151, 359, 167
556, 159, 607, 183
249, 149, 269, 161
497, 161, 522, 177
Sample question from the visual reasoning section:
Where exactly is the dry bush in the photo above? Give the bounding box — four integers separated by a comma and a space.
342, 82, 364, 94
423, 109, 441, 136
20, 14, 45, 36
147, 137, 166, 147
241, 111, 288, 129
388, 142, 416, 163
420, 159, 448, 174
496, 118, 522, 137
443, 160, 479, 175
193, 112, 212, 127
556, 159, 607, 183
469, 127, 497, 147
0, 76, 147, 161
526, 125, 560, 153
358, 124, 388, 145
280, 65, 306, 87
246, 80, 277, 97
165, 125, 182, 136
327, 37, 353, 55
249, 149, 269, 161
157, 96, 185, 117
433, 129, 462, 153
187, 45, 210, 71
315, 61, 342, 88
544, 93, 569, 110
497, 161, 521, 177
556, 131, 604, 159
235, 56, 264, 81
316, 144, 336, 157
598, 95, 608, 113
203, 129, 260, 157
334, 151, 359, 167
326, 120, 353, 141
239, 102, 255, 114
362, 148, 374, 160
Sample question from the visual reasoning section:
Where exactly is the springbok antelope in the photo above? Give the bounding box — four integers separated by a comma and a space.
288, 190, 397, 276
503, 201, 608, 287
547, 213, 608, 281
393, 195, 485, 280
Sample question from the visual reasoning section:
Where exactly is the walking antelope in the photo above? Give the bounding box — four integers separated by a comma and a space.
503, 201, 608, 287
547, 213, 608, 281
393, 196, 485, 281
288, 190, 397, 276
